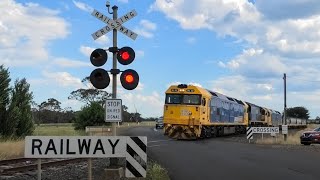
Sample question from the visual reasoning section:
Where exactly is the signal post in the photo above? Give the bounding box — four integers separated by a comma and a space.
89, 1, 139, 179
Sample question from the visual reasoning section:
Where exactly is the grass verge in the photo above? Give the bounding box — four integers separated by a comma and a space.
0, 139, 24, 160
33, 124, 85, 136
126, 160, 170, 180
146, 160, 170, 180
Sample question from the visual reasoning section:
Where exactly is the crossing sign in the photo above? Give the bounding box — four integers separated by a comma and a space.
91, 9, 138, 40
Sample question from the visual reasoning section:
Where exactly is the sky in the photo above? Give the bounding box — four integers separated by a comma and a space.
1, 0, 320, 119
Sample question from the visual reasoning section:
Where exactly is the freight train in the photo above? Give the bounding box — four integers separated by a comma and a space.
163, 84, 306, 139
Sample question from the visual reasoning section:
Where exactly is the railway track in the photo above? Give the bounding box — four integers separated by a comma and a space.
0, 158, 85, 175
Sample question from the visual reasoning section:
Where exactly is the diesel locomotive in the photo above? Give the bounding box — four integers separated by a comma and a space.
163, 84, 303, 139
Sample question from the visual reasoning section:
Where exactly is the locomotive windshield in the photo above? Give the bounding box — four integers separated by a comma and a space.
165, 94, 201, 105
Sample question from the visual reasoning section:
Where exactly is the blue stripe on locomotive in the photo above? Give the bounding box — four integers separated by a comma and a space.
209, 96, 244, 123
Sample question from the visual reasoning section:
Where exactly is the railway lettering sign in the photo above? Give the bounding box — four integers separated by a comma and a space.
25, 136, 147, 178
252, 127, 279, 134
25, 136, 126, 158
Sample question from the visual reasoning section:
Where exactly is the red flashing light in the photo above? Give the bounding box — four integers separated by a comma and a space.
125, 74, 134, 83
121, 51, 130, 61
120, 69, 139, 90
117, 47, 135, 65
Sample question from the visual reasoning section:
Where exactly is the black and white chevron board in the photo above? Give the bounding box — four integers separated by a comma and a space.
246, 127, 253, 140
126, 136, 147, 178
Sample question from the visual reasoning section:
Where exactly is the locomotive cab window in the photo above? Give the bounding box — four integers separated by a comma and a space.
165, 94, 182, 104
182, 94, 201, 105
165, 94, 201, 105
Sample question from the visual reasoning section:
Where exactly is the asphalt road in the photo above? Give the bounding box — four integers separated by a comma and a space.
119, 126, 320, 180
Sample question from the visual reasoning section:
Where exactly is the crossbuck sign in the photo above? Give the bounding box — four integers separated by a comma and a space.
91, 9, 138, 40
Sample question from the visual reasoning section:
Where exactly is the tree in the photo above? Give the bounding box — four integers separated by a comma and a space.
68, 77, 112, 106
286, 106, 310, 119
40, 98, 61, 111
73, 102, 109, 130
0, 66, 34, 137
10, 78, 34, 136
0, 65, 11, 136
39, 98, 62, 123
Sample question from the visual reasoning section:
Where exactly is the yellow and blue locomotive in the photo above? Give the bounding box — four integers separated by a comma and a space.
163, 84, 282, 139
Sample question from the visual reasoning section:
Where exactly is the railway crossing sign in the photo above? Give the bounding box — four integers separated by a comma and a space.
251, 127, 279, 134
246, 127, 279, 140
91, 9, 138, 40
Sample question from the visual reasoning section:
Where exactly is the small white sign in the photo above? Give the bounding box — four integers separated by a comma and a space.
282, 125, 288, 135
24, 136, 126, 158
252, 127, 279, 134
106, 99, 122, 122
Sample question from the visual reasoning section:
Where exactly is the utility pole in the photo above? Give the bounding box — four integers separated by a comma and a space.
283, 73, 287, 141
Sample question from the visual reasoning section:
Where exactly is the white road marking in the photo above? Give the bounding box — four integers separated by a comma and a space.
148, 145, 162, 147
148, 140, 173, 143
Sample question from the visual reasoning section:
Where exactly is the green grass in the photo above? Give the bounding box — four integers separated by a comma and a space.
120, 121, 156, 127
145, 160, 170, 180
129, 160, 170, 180
33, 123, 86, 136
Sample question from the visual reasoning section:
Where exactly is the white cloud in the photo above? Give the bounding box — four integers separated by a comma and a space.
42, 70, 83, 89
95, 35, 111, 45
51, 58, 90, 68
0, 0, 69, 67
218, 61, 226, 68
136, 50, 145, 58
72, 0, 93, 13
120, 91, 164, 118
118, 0, 129, 3
167, 82, 203, 88
140, 20, 157, 30
256, 84, 273, 91
61, 99, 82, 111
186, 37, 196, 44
151, 0, 320, 58
255, 0, 320, 20
134, 20, 157, 38
80, 46, 95, 57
